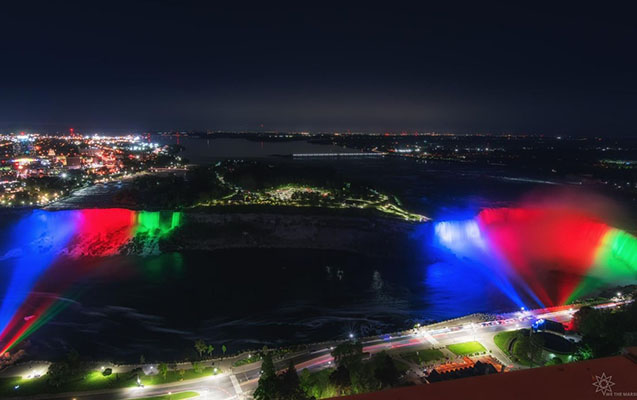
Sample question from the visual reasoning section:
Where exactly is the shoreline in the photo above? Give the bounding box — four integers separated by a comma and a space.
0, 298, 626, 400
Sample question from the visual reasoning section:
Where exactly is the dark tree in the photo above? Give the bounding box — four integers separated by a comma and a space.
372, 352, 399, 388
254, 353, 278, 400
331, 341, 363, 370
329, 365, 351, 394
573, 306, 602, 336
280, 360, 309, 400
47, 361, 71, 387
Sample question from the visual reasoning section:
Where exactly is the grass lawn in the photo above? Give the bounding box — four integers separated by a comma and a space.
447, 341, 487, 356
493, 330, 518, 353
132, 391, 199, 400
0, 371, 134, 398
493, 329, 534, 366
399, 349, 445, 364
0, 367, 219, 398
140, 367, 218, 386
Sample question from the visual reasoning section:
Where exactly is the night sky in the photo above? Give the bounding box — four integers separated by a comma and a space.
1, 2, 636, 135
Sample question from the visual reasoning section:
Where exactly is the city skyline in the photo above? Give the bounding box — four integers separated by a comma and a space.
0, 3, 636, 399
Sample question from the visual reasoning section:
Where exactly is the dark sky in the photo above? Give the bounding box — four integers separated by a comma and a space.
1, 2, 636, 135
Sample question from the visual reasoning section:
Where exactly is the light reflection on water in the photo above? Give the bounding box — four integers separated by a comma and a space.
0, 207, 570, 362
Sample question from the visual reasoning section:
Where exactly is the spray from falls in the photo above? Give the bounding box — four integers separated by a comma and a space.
0, 209, 182, 355
433, 207, 637, 308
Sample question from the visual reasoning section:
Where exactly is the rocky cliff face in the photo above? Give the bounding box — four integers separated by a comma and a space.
0, 209, 423, 260
160, 212, 422, 257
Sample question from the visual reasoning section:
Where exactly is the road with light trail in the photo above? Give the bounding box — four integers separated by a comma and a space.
7, 301, 626, 400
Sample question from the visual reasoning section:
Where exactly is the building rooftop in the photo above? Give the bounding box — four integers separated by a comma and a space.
336, 347, 637, 400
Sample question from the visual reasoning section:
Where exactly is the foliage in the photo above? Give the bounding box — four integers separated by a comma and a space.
300, 368, 338, 399
299, 347, 403, 397
372, 352, 400, 388
254, 353, 279, 400
350, 361, 379, 394
47, 361, 71, 388
191, 361, 203, 374
545, 357, 563, 366
511, 331, 534, 366
194, 339, 207, 357
572, 344, 594, 361
254, 355, 310, 400
158, 363, 168, 380
528, 333, 545, 362
0, 364, 217, 398
280, 360, 309, 400
573, 301, 637, 358
233, 354, 263, 367
111, 160, 424, 220
46, 350, 83, 388
494, 329, 536, 365
331, 341, 364, 370
328, 365, 351, 394
493, 330, 518, 353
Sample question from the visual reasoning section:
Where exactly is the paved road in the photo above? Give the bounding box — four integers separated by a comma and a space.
7, 301, 626, 400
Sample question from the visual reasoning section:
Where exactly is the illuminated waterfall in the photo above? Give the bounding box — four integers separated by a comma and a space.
433, 207, 637, 308
0, 209, 183, 355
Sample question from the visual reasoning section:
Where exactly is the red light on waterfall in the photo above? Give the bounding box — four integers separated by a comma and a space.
477, 207, 611, 306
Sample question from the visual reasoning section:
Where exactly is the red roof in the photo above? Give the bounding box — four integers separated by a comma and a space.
335, 348, 637, 400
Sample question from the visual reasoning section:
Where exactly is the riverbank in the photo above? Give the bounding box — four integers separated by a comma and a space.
1, 298, 627, 400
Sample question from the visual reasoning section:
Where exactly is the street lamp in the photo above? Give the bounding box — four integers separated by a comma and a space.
349, 333, 354, 339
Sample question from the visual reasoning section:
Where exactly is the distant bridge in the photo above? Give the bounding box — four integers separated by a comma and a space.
292, 152, 386, 158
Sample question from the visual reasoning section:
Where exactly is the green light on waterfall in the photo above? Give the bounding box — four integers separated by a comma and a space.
567, 228, 637, 303
594, 229, 637, 277
136, 211, 183, 237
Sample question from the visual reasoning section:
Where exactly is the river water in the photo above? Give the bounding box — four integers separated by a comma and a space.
1, 138, 634, 363
0, 234, 533, 363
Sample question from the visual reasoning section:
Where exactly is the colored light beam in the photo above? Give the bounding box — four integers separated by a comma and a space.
434, 207, 637, 308
566, 228, 637, 303
433, 219, 529, 309
0, 294, 75, 355
0, 211, 81, 342
0, 209, 183, 356
478, 208, 611, 306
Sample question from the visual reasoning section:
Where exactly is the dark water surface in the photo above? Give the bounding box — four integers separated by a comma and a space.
3, 139, 635, 362
22, 245, 524, 362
